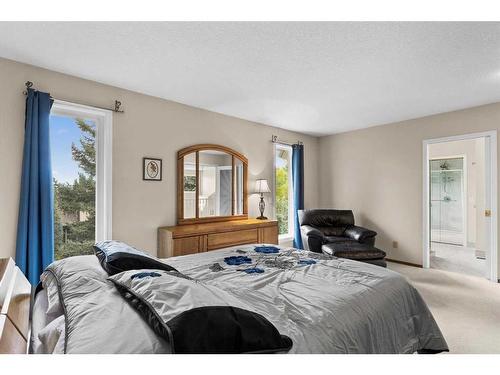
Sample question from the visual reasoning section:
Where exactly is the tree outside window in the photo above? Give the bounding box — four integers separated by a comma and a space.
53, 119, 96, 259
275, 147, 291, 236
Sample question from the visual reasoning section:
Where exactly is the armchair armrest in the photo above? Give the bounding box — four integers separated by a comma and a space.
300, 225, 325, 253
344, 225, 377, 245
301, 225, 324, 240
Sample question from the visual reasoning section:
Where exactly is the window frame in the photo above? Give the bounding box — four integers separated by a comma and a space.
274, 143, 294, 241
50, 100, 113, 243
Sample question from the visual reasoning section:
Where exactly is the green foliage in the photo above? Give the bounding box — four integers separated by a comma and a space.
276, 165, 289, 235
71, 119, 96, 176
53, 184, 64, 249
54, 119, 96, 260
56, 173, 95, 213
55, 240, 95, 259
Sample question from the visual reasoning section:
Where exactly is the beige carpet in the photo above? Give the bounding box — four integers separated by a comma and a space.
387, 261, 500, 353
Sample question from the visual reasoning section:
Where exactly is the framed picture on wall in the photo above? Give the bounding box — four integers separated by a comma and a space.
143, 157, 162, 181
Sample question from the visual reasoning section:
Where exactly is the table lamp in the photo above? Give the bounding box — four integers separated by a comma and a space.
255, 179, 271, 220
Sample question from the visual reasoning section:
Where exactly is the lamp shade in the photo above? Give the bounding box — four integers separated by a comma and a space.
255, 179, 271, 194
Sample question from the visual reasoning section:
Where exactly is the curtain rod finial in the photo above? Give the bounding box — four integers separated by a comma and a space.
114, 100, 124, 113
23, 81, 34, 95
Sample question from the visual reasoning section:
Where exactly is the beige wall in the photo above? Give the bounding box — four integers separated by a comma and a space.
0, 57, 319, 258
319, 103, 500, 271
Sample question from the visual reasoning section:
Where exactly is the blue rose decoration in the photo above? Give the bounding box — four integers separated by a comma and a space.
241, 267, 265, 274
298, 259, 317, 265
254, 246, 280, 254
224, 256, 252, 266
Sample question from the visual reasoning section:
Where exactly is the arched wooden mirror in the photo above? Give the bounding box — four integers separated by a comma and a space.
177, 144, 248, 224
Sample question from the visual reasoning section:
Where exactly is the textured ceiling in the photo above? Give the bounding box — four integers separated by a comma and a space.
1, 22, 500, 136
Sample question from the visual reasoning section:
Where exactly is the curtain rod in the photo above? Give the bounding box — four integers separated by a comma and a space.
22, 81, 124, 113
271, 135, 303, 146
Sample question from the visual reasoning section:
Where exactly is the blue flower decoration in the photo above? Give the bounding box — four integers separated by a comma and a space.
131, 271, 162, 280
298, 259, 317, 265
241, 267, 264, 274
254, 246, 280, 254
224, 256, 252, 266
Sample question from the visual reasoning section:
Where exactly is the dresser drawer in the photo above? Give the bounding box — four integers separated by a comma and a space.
173, 236, 200, 256
259, 224, 279, 244
207, 229, 258, 250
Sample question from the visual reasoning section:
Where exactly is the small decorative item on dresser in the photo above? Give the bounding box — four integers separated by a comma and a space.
255, 179, 271, 220
143, 157, 162, 181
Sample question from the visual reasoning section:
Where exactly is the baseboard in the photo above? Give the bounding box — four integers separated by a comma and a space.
386, 258, 423, 268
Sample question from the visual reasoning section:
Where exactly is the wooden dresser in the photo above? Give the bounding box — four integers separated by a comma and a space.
0, 258, 31, 354
158, 219, 278, 258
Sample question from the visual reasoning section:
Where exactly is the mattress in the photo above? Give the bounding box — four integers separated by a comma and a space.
31, 244, 448, 354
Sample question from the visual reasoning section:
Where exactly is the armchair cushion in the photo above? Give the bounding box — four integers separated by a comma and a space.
298, 209, 354, 229
324, 236, 353, 244
315, 226, 346, 237
344, 225, 377, 243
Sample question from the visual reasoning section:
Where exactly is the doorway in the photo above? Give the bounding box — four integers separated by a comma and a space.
423, 132, 497, 281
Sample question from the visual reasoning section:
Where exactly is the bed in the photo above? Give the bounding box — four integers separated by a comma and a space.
30, 243, 448, 354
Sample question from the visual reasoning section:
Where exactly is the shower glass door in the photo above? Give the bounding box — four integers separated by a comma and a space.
430, 158, 465, 246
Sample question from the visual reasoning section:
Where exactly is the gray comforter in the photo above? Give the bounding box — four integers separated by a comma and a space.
36, 244, 448, 354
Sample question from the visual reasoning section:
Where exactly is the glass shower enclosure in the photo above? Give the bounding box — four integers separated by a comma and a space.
430, 158, 465, 247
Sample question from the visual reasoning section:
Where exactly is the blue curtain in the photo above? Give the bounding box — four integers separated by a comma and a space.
292, 143, 304, 249
15, 89, 54, 285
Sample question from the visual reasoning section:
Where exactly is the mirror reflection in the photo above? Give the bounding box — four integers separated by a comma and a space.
183, 152, 196, 219
198, 150, 233, 218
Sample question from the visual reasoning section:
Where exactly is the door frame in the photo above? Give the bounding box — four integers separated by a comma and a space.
422, 131, 497, 282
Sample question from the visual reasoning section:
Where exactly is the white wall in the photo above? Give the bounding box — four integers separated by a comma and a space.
0, 57, 319, 258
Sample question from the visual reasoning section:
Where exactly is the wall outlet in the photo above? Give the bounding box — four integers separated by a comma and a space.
392, 241, 398, 249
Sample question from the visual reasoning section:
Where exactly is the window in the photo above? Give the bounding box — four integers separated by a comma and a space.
275, 144, 294, 239
50, 101, 112, 259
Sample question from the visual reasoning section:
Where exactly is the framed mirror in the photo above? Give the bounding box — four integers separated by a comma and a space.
177, 144, 248, 224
